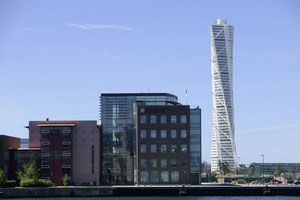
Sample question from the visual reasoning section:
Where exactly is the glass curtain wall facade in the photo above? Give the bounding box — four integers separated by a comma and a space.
210, 19, 237, 171
190, 108, 201, 184
100, 93, 178, 185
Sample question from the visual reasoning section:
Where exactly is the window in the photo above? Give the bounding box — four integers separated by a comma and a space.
150, 159, 157, 168
140, 159, 147, 168
150, 130, 157, 138
181, 130, 187, 138
141, 144, 146, 153
161, 159, 167, 168
140, 130, 146, 138
160, 115, 167, 124
151, 115, 157, 124
181, 115, 187, 124
161, 144, 167, 153
181, 160, 187, 168
171, 159, 177, 167
171, 171, 179, 182
140, 171, 149, 183
140, 108, 145, 113
161, 130, 167, 138
151, 145, 157, 153
171, 145, 177, 153
171, 115, 177, 123
161, 171, 169, 182
171, 130, 177, 138
181, 144, 187, 152
151, 171, 159, 183
140, 115, 146, 124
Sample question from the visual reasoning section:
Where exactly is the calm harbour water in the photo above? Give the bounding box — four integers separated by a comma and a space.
9, 197, 299, 200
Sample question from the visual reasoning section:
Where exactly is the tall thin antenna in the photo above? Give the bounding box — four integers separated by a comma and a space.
185, 89, 188, 105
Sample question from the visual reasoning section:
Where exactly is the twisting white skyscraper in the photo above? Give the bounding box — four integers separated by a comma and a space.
210, 19, 237, 171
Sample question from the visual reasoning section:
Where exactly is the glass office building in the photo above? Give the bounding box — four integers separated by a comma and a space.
100, 93, 179, 185
190, 108, 201, 184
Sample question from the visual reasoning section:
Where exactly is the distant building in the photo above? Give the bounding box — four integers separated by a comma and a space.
0, 135, 20, 177
27, 120, 100, 186
20, 138, 29, 148
210, 19, 237, 171
249, 163, 300, 175
100, 93, 201, 185
136, 105, 201, 185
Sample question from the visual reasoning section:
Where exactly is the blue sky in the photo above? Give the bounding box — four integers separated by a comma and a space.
0, 0, 300, 164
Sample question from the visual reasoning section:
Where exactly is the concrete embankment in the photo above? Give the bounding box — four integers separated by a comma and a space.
0, 185, 299, 198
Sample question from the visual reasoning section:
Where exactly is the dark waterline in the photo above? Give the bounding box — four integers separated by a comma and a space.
8, 197, 299, 200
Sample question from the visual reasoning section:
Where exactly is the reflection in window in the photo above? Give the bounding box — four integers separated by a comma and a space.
171, 145, 177, 153
151, 171, 159, 183
161, 159, 167, 168
140, 159, 147, 168
140, 171, 149, 183
160, 115, 167, 124
171, 171, 179, 182
161, 171, 169, 182
150, 130, 157, 138
151, 145, 157, 153
140, 130, 146, 138
150, 159, 157, 168
140, 115, 146, 124
171, 115, 177, 123
141, 144, 146, 153
171, 130, 177, 138
151, 115, 157, 124
161, 130, 167, 138
161, 144, 167, 153
171, 159, 177, 167
181, 144, 187, 152
181, 115, 187, 124
181, 130, 187, 138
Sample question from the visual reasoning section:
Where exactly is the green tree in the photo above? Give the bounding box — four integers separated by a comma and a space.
0, 169, 7, 188
274, 164, 282, 177
219, 161, 231, 175
234, 168, 239, 175
246, 167, 254, 177
63, 174, 69, 186
211, 171, 217, 178
18, 162, 40, 184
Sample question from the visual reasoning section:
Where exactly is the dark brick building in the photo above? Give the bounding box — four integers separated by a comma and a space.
0, 135, 20, 177
136, 105, 201, 185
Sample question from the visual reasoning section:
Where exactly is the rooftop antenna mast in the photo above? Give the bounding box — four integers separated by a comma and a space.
185, 82, 188, 105
185, 89, 188, 105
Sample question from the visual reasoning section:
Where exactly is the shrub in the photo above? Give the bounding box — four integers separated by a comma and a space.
20, 179, 52, 187
0, 169, 7, 188
63, 174, 69, 186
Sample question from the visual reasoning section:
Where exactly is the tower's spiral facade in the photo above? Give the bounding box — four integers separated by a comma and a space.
210, 19, 237, 171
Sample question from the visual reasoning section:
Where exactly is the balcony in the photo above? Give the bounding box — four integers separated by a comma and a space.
62, 152, 71, 157
41, 141, 50, 146
41, 153, 50, 157
62, 141, 71, 145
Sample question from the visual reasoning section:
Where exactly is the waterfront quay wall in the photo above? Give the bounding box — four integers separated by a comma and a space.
0, 186, 300, 198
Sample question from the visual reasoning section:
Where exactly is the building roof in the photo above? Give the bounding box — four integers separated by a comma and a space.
37, 121, 76, 127
101, 93, 178, 99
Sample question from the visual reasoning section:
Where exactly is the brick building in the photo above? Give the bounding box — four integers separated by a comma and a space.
27, 120, 100, 186
135, 105, 201, 185
0, 135, 20, 177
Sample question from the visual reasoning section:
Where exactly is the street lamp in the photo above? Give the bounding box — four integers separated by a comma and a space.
261, 154, 264, 183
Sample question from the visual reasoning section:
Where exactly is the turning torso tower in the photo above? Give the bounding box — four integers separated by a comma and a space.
210, 19, 237, 171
